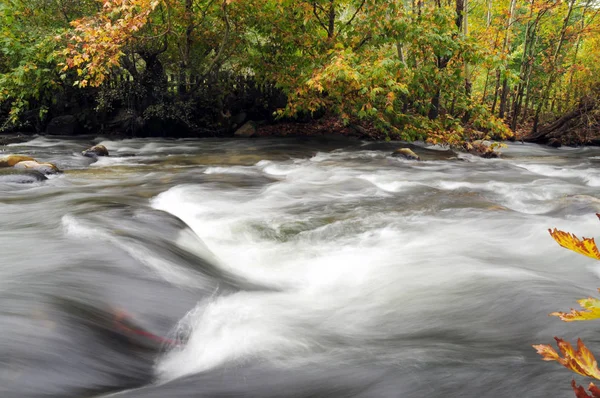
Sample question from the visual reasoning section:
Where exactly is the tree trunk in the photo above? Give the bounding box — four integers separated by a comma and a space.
463, 0, 471, 98
533, 0, 576, 133
524, 97, 597, 143
511, 0, 538, 130
491, 0, 517, 116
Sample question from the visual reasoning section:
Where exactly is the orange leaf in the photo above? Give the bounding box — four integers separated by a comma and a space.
572, 380, 600, 398
533, 338, 600, 379
549, 228, 600, 260
551, 295, 600, 322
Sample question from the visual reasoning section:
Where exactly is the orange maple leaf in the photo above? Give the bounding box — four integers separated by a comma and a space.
572, 380, 600, 398
533, 338, 600, 379
551, 294, 600, 322
549, 227, 600, 261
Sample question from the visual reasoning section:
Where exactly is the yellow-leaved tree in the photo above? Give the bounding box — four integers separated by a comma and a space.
534, 214, 600, 397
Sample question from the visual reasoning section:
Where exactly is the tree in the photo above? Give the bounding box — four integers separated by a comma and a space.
1, 0, 599, 144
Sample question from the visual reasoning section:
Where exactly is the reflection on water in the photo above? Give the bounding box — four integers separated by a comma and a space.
1, 136, 600, 397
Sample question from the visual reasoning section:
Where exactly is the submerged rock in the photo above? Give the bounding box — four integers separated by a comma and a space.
0, 168, 47, 183
13, 160, 61, 175
83, 144, 109, 158
0, 154, 36, 167
391, 147, 421, 161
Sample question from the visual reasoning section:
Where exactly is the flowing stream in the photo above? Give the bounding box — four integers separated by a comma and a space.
2, 136, 600, 397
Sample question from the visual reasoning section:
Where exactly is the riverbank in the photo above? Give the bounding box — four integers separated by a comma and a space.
1, 113, 598, 150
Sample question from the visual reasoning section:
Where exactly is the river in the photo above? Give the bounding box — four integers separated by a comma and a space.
1, 136, 600, 397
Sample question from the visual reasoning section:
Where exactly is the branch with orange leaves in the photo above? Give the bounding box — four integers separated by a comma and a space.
534, 338, 600, 397
533, 213, 600, 396
534, 338, 600, 379
572, 380, 600, 398
59, 0, 161, 87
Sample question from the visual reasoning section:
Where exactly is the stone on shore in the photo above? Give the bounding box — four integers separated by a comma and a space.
234, 121, 257, 138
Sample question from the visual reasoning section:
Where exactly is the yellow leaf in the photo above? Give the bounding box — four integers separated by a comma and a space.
549, 228, 600, 260
551, 295, 600, 322
533, 338, 600, 379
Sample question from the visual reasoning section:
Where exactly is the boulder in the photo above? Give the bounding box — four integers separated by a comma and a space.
82, 144, 109, 158
106, 109, 143, 135
463, 142, 499, 158
0, 135, 29, 146
234, 121, 257, 138
0, 154, 36, 168
391, 148, 421, 161
46, 115, 81, 136
13, 160, 61, 175
0, 168, 47, 183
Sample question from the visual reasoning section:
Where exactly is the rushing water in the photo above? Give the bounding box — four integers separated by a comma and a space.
2, 136, 600, 398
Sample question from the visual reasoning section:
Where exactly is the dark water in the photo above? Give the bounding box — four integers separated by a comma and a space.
2, 136, 600, 397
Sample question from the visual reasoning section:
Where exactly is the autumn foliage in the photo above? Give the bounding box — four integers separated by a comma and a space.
534, 214, 600, 397
60, 0, 160, 87
1, 0, 600, 139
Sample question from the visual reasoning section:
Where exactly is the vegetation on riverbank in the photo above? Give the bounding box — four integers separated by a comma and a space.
0, 0, 599, 146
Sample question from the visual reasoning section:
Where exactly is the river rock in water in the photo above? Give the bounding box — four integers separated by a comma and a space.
0, 168, 47, 183
13, 160, 61, 175
0, 135, 29, 146
83, 144, 109, 158
0, 154, 36, 167
391, 148, 420, 161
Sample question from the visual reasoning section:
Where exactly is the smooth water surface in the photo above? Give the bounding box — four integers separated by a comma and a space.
2, 136, 600, 397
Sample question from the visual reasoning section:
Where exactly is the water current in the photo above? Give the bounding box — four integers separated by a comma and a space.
2, 136, 600, 397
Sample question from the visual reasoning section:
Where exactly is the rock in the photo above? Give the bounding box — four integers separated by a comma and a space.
463, 141, 499, 158
234, 121, 257, 138
391, 148, 421, 161
82, 144, 109, 158
0, 135, 29, 146
548, 138, 562, 148
0, 154, 36, 168
107, 109, 143, 135
46, 115, 81, 136
13, 160, 61, 175
0, 168, 47, 183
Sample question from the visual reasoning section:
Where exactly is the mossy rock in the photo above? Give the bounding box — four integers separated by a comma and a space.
14, 160, 61, 175
234, 121, 257, 138
82, 144, 109, 158
391, 148, 421, 161
0, 154, 36, 168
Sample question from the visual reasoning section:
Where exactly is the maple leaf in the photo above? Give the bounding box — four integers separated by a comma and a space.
548, 228, 600, 261
551, 295, 600, 322
533, 338, 600, 379
572, 380, 600, 398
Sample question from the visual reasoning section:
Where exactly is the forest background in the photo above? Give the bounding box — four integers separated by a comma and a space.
1, 0, 599, 147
